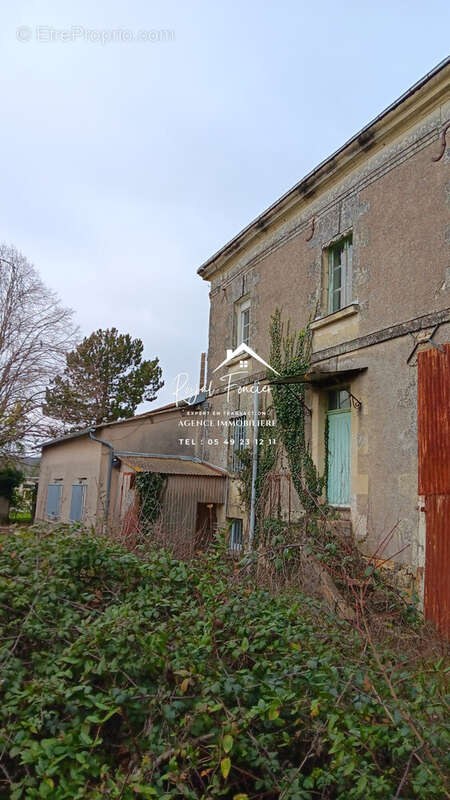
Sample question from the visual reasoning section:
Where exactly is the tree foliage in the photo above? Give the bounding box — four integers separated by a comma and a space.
0, 525, 448, 799
43, 328, 164, 430
0, 465, 24, 501
0, 244, 77, 455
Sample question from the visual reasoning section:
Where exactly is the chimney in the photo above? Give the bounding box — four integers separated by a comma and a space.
199, 352, 206, 391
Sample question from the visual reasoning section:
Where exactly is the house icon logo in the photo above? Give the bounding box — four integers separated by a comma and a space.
213, 342, 280, 375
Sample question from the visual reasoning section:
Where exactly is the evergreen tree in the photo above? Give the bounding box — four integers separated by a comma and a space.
43, 328, 163, 429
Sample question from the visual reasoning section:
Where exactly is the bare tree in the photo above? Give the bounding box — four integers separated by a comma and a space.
0, 244, 77, 456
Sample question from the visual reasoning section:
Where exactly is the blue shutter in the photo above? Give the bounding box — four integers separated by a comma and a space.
46, 484, 62, 518
70, 484, 85, 522
327, 411, 351, 506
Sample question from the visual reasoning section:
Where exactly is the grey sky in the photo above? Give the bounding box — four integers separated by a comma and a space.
1, 1, 448, 408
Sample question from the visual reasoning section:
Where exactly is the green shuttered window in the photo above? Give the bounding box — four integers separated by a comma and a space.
328, 234, 353, 313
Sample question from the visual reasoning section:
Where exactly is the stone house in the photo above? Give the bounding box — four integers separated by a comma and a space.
35, 58, 449, 632
197, 58, 450, 633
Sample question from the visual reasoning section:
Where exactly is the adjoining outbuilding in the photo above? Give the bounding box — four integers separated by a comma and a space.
35, 396, 229, 549
115, 454, 227, 555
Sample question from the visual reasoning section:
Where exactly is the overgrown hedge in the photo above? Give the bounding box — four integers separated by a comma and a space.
0, 526, 448, 799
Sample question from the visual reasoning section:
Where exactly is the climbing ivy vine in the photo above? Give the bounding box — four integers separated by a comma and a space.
237, 309, 325, 538
135, 472, 167, 529
236, 421, 278, 518
269, 308, 325, 513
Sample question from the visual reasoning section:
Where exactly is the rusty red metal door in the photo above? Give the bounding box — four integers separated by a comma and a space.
417, 343, 450, 638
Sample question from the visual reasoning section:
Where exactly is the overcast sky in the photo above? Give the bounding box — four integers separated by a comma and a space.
1, 1, 448, 407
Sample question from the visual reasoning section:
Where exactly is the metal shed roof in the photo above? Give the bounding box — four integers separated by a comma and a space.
120, 455, 227, 477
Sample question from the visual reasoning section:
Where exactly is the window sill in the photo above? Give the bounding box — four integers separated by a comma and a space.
310, 303, 359, 331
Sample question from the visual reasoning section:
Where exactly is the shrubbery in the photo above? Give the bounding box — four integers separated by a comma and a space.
0, 526, 448, 799
0, 466, 24, 503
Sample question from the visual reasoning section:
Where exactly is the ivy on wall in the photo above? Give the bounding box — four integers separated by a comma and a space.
135, 471, 167, 529
237, 309, 326, 545
237, 423, 278, 518
269, 308, 324, 513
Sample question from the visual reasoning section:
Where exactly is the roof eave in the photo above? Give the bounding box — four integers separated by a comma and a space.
41, 393, 208, 449
197, 57, 450, 281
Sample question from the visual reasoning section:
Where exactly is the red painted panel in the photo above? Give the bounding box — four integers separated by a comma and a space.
417, 343, 450, 495
418, 343, 450, 638
424, 494, 450, 639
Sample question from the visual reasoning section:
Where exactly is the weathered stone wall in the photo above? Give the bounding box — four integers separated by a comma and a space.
201, 80, 450, 566
205, 98, 449, 378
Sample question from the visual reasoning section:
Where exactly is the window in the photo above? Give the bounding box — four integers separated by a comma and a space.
69, 482, 86, 522
328, 388, 351, 410
229, 518, 243, 553
46, 483, 62, 519
327, 234, 353, 313
231, 415, 246, 472
236, 299, 250, 346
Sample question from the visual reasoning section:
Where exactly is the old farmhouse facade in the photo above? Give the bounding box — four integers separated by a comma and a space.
197, 58, 450, 632
36, 59, 450, 632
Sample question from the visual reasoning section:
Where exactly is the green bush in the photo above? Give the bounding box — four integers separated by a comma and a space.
0, 465, 24, 502
0, 526, 448, 799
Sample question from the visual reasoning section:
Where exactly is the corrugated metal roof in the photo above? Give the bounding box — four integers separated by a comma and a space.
121, 456, 227, 477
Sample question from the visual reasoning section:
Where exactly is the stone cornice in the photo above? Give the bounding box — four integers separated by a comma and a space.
198, 58, 450, 285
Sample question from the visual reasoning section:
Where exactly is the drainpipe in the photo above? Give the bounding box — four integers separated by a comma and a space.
248, 381, 259, 551
89, 429, 114, 523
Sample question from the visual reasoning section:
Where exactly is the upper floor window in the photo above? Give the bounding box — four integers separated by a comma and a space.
236, 299, 250, 346
327, 234, 353, 313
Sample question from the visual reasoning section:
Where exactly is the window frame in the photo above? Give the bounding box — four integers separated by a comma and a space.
229, 518, 243, 553
236, 298, 250, 346
327, 233, 353, 314
328, 388, 351, 411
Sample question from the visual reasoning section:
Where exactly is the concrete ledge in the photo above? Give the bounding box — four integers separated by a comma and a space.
311, 304, 360, 330
311, 308, 450, 364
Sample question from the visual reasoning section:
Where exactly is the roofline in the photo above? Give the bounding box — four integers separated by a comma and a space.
41, 393, 207, 449
41, 427, 92, 448
197, 57, 450, 280
117, 451, 228, 476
